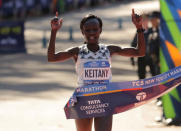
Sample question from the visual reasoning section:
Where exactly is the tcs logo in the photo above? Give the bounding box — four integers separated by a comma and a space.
136, 92, 147, 101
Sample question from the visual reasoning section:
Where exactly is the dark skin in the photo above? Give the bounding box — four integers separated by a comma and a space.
48, 9, 145, 131
48, 9, 145, 63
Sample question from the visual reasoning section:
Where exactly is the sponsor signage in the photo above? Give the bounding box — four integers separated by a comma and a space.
0, 21, 26, 54
65, 66, 181, 119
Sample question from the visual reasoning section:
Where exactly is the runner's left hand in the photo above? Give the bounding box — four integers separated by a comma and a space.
132, 9, 143, 29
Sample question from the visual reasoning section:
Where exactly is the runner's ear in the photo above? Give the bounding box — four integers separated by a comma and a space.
81, 30, 85, 35
100, 28, 102, 33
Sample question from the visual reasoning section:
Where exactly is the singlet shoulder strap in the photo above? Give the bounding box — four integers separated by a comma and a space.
78, 45, 87, 53
99, 44, 110, 57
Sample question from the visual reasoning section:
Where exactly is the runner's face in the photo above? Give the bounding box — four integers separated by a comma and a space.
82, 18, 101, 45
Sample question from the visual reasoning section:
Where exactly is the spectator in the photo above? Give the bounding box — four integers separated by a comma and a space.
40, 0, 51, 15
1, 0, 14, 19
52, 0, 58, 14
78, 0, 86, 9
149, 11, 160, 75
90, 0, 98, 7
14, 0, 25, 19
0, 0, 2, 18
56, 0, 65, 14
65, 0, 74, 11
131, 13, 158, 79
25, 0, 35, 16
0, 0, 2, 7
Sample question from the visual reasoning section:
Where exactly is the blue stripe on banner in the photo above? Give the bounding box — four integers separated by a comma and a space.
165, 0, 174, 8
160, 13, 176, 68
160, 39, 175, 68
172, 0, 181, 9
64, 66, 181, 119
165, 0, 181, 31
160, 14, 175, 45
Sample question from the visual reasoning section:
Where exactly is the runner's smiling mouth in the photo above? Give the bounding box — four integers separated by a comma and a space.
89, 36, 96, 40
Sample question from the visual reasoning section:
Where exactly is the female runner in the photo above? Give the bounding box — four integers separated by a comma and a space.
48, 9, 145, 131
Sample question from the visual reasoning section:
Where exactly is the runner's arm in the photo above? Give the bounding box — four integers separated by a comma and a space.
47, 12, 79, 62
108, 31, 145, 57
108, 9, 145, 57
48, 31, 79, 62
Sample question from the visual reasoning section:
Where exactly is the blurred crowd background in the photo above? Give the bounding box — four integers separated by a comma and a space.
0, 0, 137, 20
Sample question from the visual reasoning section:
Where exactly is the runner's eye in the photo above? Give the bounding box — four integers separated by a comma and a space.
85, 29, 98, 33
85, 29, 91, 33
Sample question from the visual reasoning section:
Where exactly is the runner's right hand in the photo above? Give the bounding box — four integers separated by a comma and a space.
51, 12, 63, 31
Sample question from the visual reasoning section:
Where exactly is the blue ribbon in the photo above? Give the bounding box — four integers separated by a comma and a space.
64, 66, 181, 119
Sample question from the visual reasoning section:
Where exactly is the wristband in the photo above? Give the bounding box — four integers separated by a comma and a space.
137, 28, 145, 33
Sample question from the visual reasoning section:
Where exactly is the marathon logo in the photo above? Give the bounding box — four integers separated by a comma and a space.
84, 61, 110, 68
84, 68, 110, 80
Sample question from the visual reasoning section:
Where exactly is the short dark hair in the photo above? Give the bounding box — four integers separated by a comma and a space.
141, 13, 149, 19
80, 14, 103, 30
150, 11, 160, 19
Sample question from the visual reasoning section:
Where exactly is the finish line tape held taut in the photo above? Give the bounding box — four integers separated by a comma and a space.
64, 66, 181, 119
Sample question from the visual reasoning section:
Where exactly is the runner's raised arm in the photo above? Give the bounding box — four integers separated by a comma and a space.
47, 12, 79, 62
108, 9, 146, 57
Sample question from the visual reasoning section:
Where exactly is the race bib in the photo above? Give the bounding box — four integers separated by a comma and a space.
83, 61, 111, 81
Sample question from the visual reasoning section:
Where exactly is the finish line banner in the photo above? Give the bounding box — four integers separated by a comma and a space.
64, 66, 181, 119
0, 21, 26, 54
